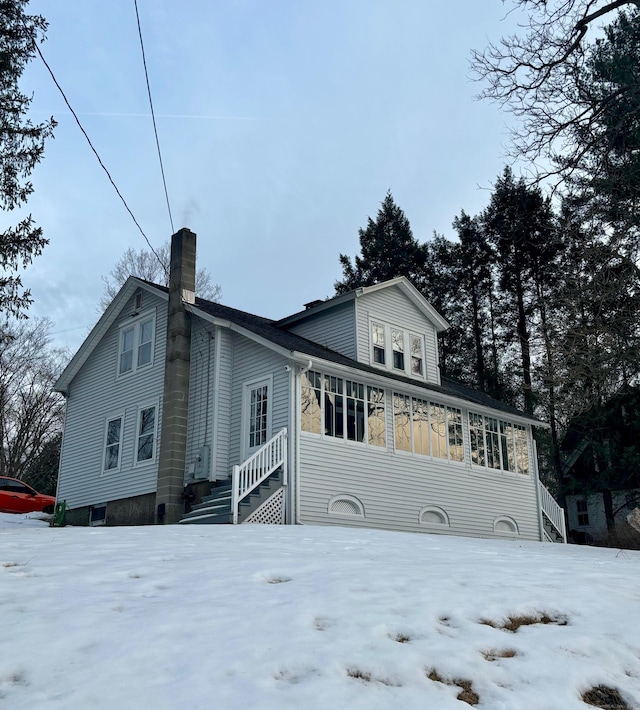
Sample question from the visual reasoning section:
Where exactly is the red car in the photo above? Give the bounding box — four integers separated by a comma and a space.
0, 476, 56, 514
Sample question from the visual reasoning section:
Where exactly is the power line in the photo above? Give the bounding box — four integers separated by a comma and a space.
29, 30, 167, 273
134, 0, 175, 236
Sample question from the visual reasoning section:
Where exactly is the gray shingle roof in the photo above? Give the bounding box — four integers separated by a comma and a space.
185, 291, 543, 424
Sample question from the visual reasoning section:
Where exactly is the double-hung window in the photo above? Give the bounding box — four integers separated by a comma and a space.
391, 329, 405, 371
136, 404, 157, 464
370, 321, 426, 380
103, 415, 123, 472
118, 313, 155, 376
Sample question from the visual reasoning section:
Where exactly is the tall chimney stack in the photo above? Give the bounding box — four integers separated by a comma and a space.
156, 228, 196, 523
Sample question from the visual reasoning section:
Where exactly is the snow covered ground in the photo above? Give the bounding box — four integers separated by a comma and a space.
1, 513, 639, 710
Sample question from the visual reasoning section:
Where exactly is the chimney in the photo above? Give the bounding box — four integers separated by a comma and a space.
156, 228, 196, 523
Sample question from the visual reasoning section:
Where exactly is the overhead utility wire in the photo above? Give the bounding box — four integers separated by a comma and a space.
30, 36, 166, 270
134, 0, 175, 237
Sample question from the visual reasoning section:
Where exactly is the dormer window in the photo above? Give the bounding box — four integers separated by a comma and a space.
391, 329, 404, 370
118, 312, 155, 376
411, 335, 424, 376
372, 323, 385, 364
370, 320, 427, 380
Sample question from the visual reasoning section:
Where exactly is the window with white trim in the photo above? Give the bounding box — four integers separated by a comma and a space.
392, 394, 463, 462
370, 321, 427, 380
103, 416, 123, 472
248, 383, 269, 448
410, 335, 424, 376
391, 329, 405, 371
372, 322, 385, 364
469, 413, 529, 475
301, 370, 386, 447
118, 312, 155, 376
136, 404, 157, 464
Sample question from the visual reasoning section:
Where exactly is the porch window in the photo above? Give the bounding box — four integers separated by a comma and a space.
393, 394, 463, 462
301, 370, 386, 447
372, 323, 385, 364
346, 381, 365, 442
367, 387, 386, 447
469, 413, 529, 475
301, 371, 322, 434
136, 405, 157, 463
324, 375, 344, 438
103, 416, 123, 472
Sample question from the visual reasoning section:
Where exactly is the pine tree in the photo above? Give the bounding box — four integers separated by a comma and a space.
482, 167, 558, 415
0, 0, 56, 317
335, 191, 427, 293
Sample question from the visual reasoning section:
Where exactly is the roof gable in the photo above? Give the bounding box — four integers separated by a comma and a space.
54, 277, 167, 394
277, 277, 449, 333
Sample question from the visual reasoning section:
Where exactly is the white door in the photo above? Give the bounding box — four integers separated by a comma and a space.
242, 377, 272, 458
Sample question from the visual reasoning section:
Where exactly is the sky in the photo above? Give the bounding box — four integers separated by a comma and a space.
9, 1, 525, 352
1, 515, 639, 709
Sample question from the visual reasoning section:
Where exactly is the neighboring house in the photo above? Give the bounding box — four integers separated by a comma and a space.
55, 229, 566, 542
562, 386, 640, 546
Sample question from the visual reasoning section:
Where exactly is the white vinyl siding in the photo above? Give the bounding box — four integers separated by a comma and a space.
284, 301, 357, 359
298, 432, 541, 540
57, 290, 166, 509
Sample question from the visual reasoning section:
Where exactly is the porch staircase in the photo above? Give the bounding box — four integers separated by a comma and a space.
179, 428, 287, 525
539, 482, 567, 543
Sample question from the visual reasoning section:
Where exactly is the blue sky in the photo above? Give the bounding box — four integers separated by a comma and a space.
11, 0, 522, 351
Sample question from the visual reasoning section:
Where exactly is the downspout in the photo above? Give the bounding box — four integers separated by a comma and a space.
211, 325, 222, 481
287, 363, 295, 524
295, 360, 313, 524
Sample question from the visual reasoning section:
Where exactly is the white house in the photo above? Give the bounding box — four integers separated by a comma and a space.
55, 229, 566, 542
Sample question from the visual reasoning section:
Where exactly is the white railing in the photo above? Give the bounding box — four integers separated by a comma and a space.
539, 481, 567, 543
231, 428, 287, 524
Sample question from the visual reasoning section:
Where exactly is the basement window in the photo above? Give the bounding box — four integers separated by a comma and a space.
89, 504, 107, 527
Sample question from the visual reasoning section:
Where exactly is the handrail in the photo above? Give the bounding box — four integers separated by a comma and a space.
539, 481, 567, 543
231, 428, 287, 524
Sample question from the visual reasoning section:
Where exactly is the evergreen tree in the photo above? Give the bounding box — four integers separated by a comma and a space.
335, 191, 427, 293
0, 1, 56, 317
482, 167, 559, 415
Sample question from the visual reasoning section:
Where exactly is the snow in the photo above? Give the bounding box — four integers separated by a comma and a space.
1, 515, 639, 709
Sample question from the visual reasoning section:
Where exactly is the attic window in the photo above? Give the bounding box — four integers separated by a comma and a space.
391, 329, 405, 370
118, 311, 155, 376
372, 323, 385, 364
134, 291, 143, 310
